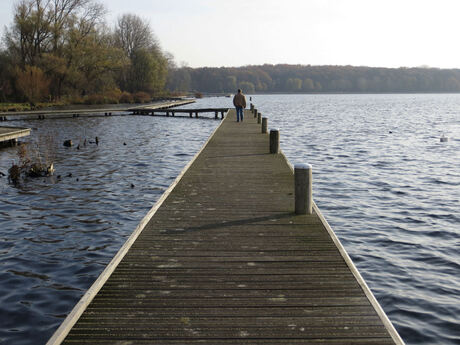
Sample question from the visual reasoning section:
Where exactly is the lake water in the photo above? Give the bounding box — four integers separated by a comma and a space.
0, 94, 459, 345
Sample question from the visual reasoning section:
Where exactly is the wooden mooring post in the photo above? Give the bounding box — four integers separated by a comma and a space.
269, 128, 280, 153
295, 163, 313, 215
262, 117, 268, 133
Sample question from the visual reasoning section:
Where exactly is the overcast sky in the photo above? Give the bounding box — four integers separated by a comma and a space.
1, 0, 460, 69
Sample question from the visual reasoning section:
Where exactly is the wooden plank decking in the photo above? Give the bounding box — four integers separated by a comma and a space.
0, 126, 31, 144
48, 109, 404, 344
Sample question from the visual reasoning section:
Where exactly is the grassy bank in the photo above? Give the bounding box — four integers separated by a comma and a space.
0, 102, 66, 112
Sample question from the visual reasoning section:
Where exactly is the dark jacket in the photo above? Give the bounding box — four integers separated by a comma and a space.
233, 92, 246, 108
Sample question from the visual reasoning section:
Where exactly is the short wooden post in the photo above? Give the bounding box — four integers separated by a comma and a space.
220, 111, 224, 119
215, 111, 218, 119
257, 112, 261, 124
262, 117, 268, 133
189, 112, 193, 118
269, 129, 279, 154
253, 108, 257, 118
295, 164, 313, 215
195, 112, 198, 118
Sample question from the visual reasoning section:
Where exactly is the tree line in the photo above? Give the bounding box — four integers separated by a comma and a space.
0, 0, 170, 105
167, 64, 460, 94
3, 1, 460, 105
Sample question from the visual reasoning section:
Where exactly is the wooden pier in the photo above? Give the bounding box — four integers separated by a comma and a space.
0, 99, 195, 121
47, 109, 404, 344
130, 107, 229, 119
0, 126, 31, 147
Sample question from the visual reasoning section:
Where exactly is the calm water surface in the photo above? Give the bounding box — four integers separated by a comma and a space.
0, 94, 459, 345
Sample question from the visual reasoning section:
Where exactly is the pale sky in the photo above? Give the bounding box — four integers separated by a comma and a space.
1, 0, 460, 69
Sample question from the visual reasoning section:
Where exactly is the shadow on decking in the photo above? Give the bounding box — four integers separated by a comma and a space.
207, 152, 270, 159
160, 213, 296, 235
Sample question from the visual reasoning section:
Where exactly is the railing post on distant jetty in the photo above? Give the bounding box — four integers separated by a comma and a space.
262, 117, 268, 133
257, 112, 262, 124
295, 164, 313, 215
269, 129, 279, 154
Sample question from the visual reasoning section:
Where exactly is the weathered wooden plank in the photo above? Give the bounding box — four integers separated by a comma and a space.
77, 305, 381, 317
63, 340, 395, 345
92, 291, 365, 299
83, 296, 372, 308
76, 315, 383, 326
101, 275, 359, 285
64, 325, 391, 339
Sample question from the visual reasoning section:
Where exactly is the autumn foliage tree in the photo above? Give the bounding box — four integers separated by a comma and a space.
114, 14, 168, 94
0, 0, 170, 103
15, 65, 50, 103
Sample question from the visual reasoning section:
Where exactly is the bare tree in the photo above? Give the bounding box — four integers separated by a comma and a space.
5, 0, 106, 65
50, 0, 90, 52
114, 13, 158, 58
5, 0, 53, 66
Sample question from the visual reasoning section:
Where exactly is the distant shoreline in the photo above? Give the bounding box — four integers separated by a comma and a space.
202, 91, 460, 96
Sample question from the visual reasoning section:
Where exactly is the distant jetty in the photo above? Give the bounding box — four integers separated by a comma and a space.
0, 99, 195, 121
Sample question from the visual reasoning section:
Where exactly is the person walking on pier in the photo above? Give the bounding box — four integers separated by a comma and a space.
233, 89, 247, 122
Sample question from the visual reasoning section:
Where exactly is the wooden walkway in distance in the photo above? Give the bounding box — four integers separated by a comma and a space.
131, 108, 229, 119
0, 99, 195, 121
48, 109, 404, 344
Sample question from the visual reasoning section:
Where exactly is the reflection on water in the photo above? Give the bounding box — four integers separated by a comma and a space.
1, 94, 459, 345
0, 114, 220, 345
